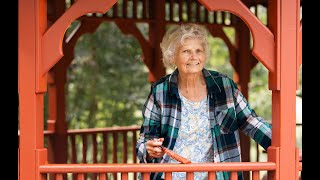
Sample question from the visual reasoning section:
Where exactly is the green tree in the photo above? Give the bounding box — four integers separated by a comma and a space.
67, 22, 150, 129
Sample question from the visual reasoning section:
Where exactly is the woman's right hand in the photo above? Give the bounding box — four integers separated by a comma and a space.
146, 138, 165, 159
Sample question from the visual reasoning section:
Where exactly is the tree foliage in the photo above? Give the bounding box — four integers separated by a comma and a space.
67, 22, 150, 129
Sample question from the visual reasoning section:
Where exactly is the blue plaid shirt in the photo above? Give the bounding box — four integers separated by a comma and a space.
136, 68, 272, 180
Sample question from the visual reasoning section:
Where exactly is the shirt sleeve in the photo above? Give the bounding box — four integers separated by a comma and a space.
233, 86, 272, 150
136, 89, 161, 163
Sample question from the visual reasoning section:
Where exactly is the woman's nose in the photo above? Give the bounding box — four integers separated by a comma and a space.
189, 51, 197, 58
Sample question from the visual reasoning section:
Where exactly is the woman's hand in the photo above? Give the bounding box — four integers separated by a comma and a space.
146, 138, 165, 159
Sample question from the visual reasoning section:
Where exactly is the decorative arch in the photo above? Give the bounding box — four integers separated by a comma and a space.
39, 0, 117, 91
199, 0, 275, 73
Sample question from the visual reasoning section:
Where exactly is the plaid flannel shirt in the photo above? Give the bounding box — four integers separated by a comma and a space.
136, 68, 272, 180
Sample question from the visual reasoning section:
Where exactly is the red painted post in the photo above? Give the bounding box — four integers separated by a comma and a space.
18, 0, 47, 179
268, 0, 299, 179
148, 0, 166, 82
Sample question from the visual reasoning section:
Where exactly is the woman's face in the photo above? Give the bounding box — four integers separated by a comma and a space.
174, 38, 206, 75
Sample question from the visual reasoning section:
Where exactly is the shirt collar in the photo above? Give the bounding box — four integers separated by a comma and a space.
168, 68, 222, 97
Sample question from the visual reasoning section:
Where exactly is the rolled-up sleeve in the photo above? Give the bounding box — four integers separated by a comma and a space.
233, 86, 272, 150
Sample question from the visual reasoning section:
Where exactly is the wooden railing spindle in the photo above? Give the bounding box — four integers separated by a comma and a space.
56, 173, 63, 180
112, 132, 118, 180
252, 171, 260, 180
208, 171, 216, 180
142, 0, 147, 19
123, 0, 128, 18
122, 131, 128, 163
165, 172, 172, 180
230, 171, 238, 180
132, 0, 138, 19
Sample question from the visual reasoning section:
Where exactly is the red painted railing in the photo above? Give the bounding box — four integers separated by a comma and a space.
39, 162, 277, 180
19, 125, 302, 179
44, 126, 140, 179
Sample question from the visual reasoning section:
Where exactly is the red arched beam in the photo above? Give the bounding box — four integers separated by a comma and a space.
39, 0, 117, 92
61, 19, 102, 68
199, 0, 275, 73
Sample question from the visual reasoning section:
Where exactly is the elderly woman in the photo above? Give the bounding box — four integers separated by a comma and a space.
136, 23, 272, 180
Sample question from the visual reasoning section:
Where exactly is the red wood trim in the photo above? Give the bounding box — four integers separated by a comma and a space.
122, 132, 128, 163
132, 131, 137, 163
113, 2, 118, 17
179, 0, 183, 21
142, 173, 149, 180
132, 0, 138, 19
121, 173, 128, 180
102, 133, 109, 163
41, 0, 118, 76
132, 131, 137, 180
252, 171, 259, 180
39, 162, 277, 173
199, 0, 275, 73
195, 2, 201, 21
267, 146, 280, 180
123, 0, 128, 18
112, 133, 118, 163
230, 171, 237, 180
67, 126, 140, 134
169, 0, 174, 21
82, 134, 87, 164
55, 174, 63, 180
249, 54, 259, 70
208, 172, 216, 180
213, 11, 217, 23
254, 5, 258, 16
92, 134, 98, 164
70, 135, 77, 163
78, 174, 85, 180
221, 11, 226, 24
62, 20, 101, 68
186, 172, 193, 180
187, 1, 192, 21
142, 0, 148, 19
70, 135, 77, 179
165, 172, 172, 180
99, 173, 107, 180
112, 133, 118, 179
35, 149, 47, 180
204, 8, 208, 22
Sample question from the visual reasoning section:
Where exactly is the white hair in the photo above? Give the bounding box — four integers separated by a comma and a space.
160, 23, 209, 69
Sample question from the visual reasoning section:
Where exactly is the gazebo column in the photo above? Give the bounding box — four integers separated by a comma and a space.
148, 0, 166, 82
46, 0, 67, 165
233, 19, 251, 180
50, 66, 69, 164
18, 0, 47, 179
268, 0, 299, 179
46, 72, 57, 164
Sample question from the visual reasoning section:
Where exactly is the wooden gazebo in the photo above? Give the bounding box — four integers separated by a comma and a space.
18, 0, 302, 179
